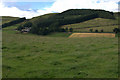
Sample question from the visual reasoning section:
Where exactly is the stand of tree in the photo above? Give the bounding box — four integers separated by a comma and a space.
113, 28, 120, 33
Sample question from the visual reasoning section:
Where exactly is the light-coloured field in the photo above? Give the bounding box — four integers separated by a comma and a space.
69, 33, 116, 38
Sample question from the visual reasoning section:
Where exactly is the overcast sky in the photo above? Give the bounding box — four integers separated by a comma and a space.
0, 0, 120, 19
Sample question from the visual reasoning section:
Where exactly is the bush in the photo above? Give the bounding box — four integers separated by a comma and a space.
65, 27, 68, 32
23, 22, 32, 28
17, 25, 24, 31
113, 28, 119, 33
89, 29, 93, 32
101, 29, 104, 32
95, 29, 98, 33
69, 28, 73, 32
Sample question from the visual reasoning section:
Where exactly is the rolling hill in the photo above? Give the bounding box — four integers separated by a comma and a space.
17, 9, 116, 35
62, 12, 119, 33
62, 18, 118, 33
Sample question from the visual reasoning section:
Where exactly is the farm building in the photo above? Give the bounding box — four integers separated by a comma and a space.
21, 27, 31, 33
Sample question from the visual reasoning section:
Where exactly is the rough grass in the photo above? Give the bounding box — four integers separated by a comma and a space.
74, 25, 118, 33
2, 25, 118, 78
1, 16, 19, 25
47, 32, 72, 37
62, 18, 118, 32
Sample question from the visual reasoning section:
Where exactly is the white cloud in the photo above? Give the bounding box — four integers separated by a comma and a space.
46, 0, 119, 12
0, 0, 119, 19
0, 2, 53, 19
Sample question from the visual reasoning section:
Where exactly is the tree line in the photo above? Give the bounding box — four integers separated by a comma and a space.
89, 28, 120, 33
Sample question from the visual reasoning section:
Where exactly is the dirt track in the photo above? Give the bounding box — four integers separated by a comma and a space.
69, 33, 115, 38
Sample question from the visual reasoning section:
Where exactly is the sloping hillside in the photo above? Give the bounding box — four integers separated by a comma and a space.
2, 17, 26, 28
30, 13, 58, 23
18, 9, 115, 35
61, 12, 120, 33
1, 16, 19, 25
62, 18, 118, 33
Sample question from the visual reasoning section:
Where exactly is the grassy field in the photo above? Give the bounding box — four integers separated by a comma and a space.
74, 25, 118, 33
62, 18, 118, 32
2, 24, 118, 78
1, 16, 19, 25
